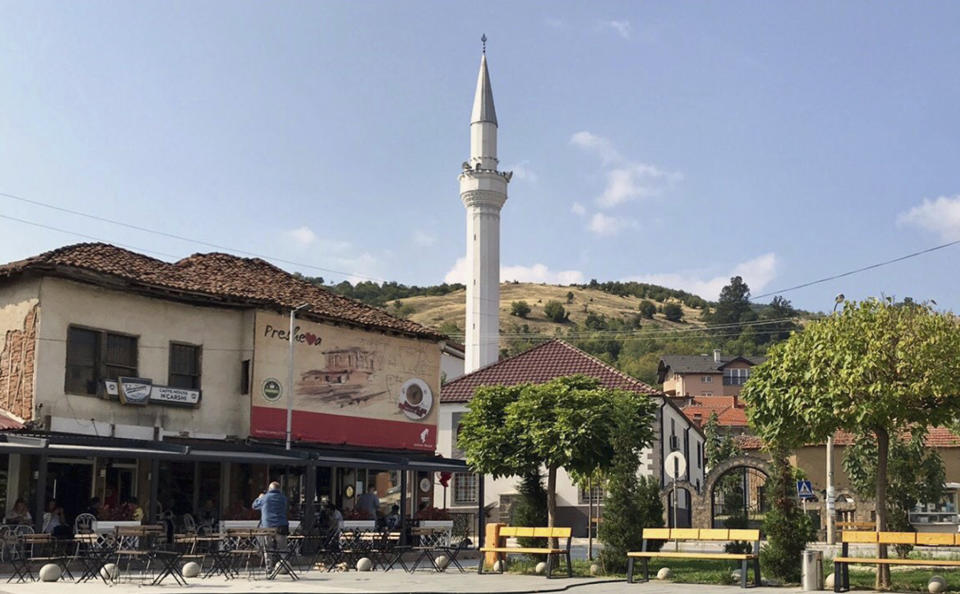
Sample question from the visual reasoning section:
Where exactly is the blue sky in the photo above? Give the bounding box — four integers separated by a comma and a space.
2, 1, 959, 312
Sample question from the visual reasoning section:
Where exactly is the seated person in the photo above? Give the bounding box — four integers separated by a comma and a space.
5, 498, 32, 525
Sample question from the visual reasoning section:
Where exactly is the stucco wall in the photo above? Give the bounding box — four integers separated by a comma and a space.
33, 277, 254, 438
0, 279, 41, 420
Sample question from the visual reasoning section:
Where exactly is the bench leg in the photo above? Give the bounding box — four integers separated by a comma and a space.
643, 557, 649, 582
627, 557, 635, 584
567, 550, 572, 578
741, 559, 748, 588
546, 554, 552, 579
753, 557, 760, 587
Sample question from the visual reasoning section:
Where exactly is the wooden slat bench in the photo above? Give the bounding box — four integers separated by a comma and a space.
627, 528, 762, 588
479, 526, 572, 578
834, 531, 960, 592
837, 521, 874, 532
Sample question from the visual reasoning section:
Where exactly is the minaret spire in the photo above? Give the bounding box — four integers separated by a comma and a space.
459, 43, 511, 373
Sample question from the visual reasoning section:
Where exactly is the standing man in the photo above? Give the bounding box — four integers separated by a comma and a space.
252, 481, 289, 564
357, 484, 380, 521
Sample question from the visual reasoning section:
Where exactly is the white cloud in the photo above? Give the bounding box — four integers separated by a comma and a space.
506, 161, 539, 183
544, 17, 566, 29
588, 212, 637, 237
571, 202, 586, 216
625, 253, 778, 300
600, 19, 632, 39
444, 257, 584, 285
897, 195, 960, 241
413, 230, 436, 247
285, 225, 317, 247
570, 131, 681, 210
599, 164, 679, 208
570, 131, 621, 164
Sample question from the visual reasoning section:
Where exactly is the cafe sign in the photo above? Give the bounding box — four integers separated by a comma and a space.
103, 379, 201, 408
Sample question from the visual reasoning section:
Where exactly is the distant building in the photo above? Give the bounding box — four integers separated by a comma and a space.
658, 350, 764, 435
438, 339, 706, 534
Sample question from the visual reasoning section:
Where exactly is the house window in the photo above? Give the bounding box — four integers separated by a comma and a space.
241, 360, 251, 394
579, 484, 605, 504
452, 412, 465, 457
723, 368, 751, 386
697, 442, 703, 468
702, 376, 712, 383
701, 391, 713, 397
169, 343, 201, 389
65, 326, 138, 395
453, 473, 478, 505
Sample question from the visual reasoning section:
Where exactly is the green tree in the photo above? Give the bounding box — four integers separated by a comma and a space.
512, 472, 549, 549
742, 299, 960, 588
663, 303, 683, 322
710, 276, 751, 329
760, 447, 815, 582
458, 376, 657, 547
543, 301, 569, 323
843, 429, 944, 557
638, 300, 656, 319
510, 300, 532, 318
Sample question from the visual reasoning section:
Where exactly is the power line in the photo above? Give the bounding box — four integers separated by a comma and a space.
751, 238, 960, 301
0, 191, 389, 283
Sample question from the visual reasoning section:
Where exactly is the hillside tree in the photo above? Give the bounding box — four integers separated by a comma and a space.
742, 298, 960, 588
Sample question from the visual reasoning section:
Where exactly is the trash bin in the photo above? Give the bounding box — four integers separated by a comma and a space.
802, 549, 824, 590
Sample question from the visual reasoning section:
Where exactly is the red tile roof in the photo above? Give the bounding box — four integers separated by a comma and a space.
0, 243, 444, 340
736, 427, 960, 451
440, 339, 661, 403
680, 396, 749, 428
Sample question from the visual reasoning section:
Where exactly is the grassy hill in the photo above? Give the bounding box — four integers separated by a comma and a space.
395, 282, 706, 341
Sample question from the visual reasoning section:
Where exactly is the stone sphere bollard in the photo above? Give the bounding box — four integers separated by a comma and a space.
657, 567, 673, 580
100, 563, 119, 581
590, 563, 601, 576
929, 576, 947, 594
492, 560, 503, 572
356, 557, 373, 572
825, 573, 835, 590
535, 561, 547, 574
435, 555, 450, 570
182, 561, 201, 578
39, 563, 61, 582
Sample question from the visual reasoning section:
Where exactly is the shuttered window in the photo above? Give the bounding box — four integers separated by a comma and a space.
64, 326, 138, 395
169, 343, 201, 389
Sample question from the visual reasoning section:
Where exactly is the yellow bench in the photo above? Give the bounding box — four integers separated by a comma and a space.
834, 531, 960, 592
627, 528, 762, 588
479, 526, 572, 578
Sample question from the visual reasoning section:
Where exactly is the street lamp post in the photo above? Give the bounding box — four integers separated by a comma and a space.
826, 294, 844, 545
286, 303, 311, 450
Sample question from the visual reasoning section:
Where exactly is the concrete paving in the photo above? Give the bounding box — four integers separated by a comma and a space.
0, 573, 804, 594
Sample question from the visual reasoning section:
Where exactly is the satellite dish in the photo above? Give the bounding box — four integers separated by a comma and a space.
665, 451, 687, 480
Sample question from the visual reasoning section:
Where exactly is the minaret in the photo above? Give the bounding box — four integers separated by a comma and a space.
460, 35, 511, 373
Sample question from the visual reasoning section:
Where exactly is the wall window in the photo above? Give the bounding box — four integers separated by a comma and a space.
701, 391, 713, 396
453, 472, 478, 505
723, 368, 751, 386
702, 376, 713, 383
169, 343, 201, 389
579, 484, 605, 504
451, 412, 465, 458
65, 326, 138, 395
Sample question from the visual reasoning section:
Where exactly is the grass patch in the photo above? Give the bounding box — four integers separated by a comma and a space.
843, 567, 960, 592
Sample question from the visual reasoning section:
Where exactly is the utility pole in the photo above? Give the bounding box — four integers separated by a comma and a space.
826, 294, 844, 544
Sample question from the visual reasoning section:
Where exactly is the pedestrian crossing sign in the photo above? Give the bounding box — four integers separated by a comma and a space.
797, 480, 815, 500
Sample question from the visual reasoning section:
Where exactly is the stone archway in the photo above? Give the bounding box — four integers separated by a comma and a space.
665, 455, 774, 529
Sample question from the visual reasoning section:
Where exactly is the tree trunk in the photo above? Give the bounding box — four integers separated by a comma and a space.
875, 427, 890, 589
547, 466, 558, 551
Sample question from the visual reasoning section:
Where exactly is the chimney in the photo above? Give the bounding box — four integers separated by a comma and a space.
713, 349, 721, 363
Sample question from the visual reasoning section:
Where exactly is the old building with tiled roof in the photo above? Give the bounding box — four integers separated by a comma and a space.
436, 339, 706, 534
0, 242, 465, 531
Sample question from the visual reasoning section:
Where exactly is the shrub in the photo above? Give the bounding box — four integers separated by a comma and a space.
638, 300, 656, 319
510, 301, 532, 318
760, 451, 815, 582
663, 303, 683, 322
512, 473, 548, 550
543, 301, 569, 323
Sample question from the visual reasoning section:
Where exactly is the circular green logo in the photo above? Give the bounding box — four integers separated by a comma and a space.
262, 378, 283, 402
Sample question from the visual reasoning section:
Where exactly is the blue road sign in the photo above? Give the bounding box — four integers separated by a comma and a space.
797, 480, 815, 500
